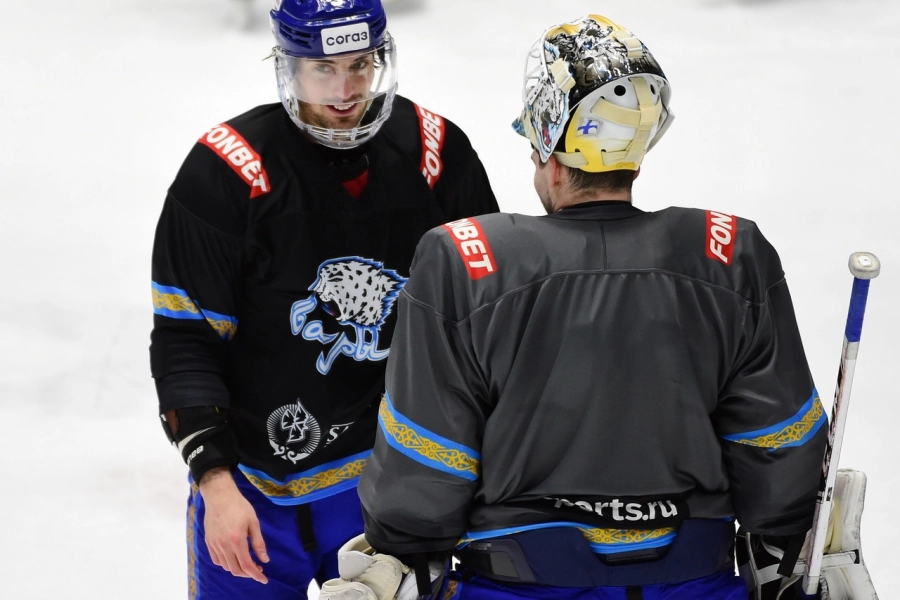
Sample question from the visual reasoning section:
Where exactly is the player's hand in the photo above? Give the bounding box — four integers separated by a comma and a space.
199, 468, 270, 584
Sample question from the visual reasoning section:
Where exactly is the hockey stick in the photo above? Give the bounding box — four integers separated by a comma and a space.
801, 252, 880, 596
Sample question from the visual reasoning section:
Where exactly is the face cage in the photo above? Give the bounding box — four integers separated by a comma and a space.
274, 34, 398, 149
518, 38, 569, 163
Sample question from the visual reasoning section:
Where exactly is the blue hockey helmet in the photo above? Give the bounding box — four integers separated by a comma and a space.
271, 0, 388, 58
271, 0, 397, 148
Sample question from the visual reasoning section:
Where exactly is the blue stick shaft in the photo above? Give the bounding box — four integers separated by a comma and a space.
844, 278, 870, 343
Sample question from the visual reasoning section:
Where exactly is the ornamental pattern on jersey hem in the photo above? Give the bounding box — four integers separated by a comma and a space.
457, 523, 675, 553
239, 456, 368, 500
378, 394, 480, 480
723, 391, 825, 449
578, 526, 674, 545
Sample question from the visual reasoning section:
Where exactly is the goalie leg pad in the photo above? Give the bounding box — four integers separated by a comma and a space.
738, 469, 878, 599
819, 469, 878, 599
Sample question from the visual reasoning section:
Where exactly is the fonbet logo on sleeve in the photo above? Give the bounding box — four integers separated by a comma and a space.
322, 23, 370, 55
442, 218, 496, 279
705, 210, 737, 265
414, 104, 445, 189
200, 124, 271, 199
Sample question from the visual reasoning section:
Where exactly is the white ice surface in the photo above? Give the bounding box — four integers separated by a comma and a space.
1, 0, 897, 597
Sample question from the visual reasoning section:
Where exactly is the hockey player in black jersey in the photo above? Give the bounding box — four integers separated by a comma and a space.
318, 14, 843, 600
149, 1, 498, 597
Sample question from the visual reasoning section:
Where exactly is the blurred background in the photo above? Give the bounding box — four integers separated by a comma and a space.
1, 0, 897, 597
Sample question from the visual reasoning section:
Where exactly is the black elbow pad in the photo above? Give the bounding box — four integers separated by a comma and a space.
162, 406, 238, 482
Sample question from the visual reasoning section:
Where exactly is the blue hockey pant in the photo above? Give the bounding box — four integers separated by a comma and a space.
185, 471, 364, 600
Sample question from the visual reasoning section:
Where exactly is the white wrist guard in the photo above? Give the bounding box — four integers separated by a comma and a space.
739, 468, 878, 599
319, 534, 434, 600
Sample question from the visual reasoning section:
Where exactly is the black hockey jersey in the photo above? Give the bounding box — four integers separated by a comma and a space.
150, 96, 498, 503
359, 201, 828, 555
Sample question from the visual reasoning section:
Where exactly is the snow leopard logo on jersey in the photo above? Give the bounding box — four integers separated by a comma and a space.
312, 259, 402, 327
290, 257, 407, 374
267, 399, 322, 464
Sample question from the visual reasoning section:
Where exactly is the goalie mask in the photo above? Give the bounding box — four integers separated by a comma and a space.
271, 0, 398, 149
513, 15, 674, 172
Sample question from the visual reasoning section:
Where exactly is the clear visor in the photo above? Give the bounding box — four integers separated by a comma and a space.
274, 33, 398, 148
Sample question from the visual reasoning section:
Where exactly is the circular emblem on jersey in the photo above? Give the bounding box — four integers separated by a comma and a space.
267, 399, 322, 464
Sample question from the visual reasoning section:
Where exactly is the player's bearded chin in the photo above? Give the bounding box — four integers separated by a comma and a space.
298, 99, 366, 130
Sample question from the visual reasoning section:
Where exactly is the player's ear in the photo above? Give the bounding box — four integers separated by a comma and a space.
548, 155, 564, 188
633, 167, 641, 181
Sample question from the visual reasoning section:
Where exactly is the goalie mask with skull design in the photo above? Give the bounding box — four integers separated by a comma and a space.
513, 15, 674, 172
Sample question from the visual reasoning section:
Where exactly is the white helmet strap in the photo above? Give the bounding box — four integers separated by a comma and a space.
617, 77, 660, 166
610, 29, 645, 59
553, 151, 588, 169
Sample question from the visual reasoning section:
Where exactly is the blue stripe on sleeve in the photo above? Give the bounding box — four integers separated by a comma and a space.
152, 281, 203, 319
151, 281, 238, 340
721, 390, 826, 449
378, 392, 481, 481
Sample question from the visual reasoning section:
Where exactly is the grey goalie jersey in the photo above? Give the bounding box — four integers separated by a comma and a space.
359, 201, 828, 556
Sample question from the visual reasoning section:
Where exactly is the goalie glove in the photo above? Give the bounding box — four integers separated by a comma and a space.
319, 534, 446, 600
738, 468, 878, 599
